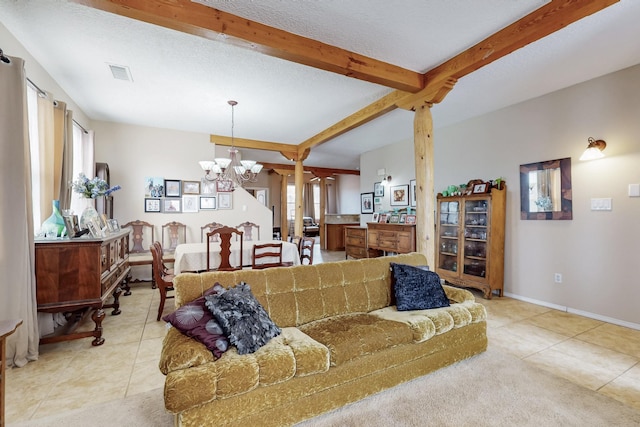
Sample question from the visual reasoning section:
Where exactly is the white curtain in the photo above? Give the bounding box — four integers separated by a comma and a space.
0, 55, 39, 367
303, 182, 315, 218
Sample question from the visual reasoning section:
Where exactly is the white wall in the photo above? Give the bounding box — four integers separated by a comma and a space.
336, 174, 360, 214
0, 22, 91, 130
361, 64, 640, 327
360, 141, 416, 225
93, 121, 273, 247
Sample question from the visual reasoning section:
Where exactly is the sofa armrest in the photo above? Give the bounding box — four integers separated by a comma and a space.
159, 327, 215, 375
443, 284, 475, 304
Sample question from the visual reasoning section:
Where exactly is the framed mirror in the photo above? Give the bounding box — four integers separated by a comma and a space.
520, 157, 572, 220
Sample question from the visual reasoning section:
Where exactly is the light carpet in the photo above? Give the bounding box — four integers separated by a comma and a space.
11, 347, 640, 427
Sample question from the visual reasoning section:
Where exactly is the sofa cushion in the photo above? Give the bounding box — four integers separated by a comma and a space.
299, 313, 413, 366
205, 282, 281, 355
162, 283, 229, 359
391, 263, 450, 311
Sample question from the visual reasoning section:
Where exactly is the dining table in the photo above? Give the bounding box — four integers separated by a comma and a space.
172, 240, 301, 274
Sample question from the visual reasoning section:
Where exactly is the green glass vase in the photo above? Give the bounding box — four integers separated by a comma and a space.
41, 199, 66, 238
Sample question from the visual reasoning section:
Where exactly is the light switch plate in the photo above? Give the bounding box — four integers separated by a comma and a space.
590, 198, 612, 211
629, 184, 640, 197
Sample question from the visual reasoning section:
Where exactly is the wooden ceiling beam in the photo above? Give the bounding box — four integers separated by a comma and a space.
261, 163, 359, 176
299, 0, 618, 149
73, 0, 423, 92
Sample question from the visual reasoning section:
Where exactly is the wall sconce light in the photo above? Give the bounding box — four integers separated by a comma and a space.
382, 175, 392, 186
579, 137, 606, 161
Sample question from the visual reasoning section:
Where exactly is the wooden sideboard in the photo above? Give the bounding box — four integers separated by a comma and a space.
35, 228, 131, 346
367, 222, 416, 254
326, 222, 359, 251
344, 226, 381, 259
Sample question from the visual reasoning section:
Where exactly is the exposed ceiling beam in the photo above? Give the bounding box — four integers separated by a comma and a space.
297, 0, 619, 152
73, 0, 423, 92
261, 162, 359, 176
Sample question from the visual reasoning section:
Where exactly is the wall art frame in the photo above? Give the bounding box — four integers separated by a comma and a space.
390, 184, 409, 206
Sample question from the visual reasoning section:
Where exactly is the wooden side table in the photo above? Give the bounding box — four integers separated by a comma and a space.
1, 319, 22, 427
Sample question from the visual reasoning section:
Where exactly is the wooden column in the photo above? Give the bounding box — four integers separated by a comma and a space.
414, 104, 435, 267
294, 159, 304, 237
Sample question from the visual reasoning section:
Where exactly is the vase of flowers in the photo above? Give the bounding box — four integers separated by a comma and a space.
71, 173, 121, 230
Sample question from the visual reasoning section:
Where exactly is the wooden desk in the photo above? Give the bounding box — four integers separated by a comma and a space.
174, 240, 301, 274
35, 229, 131, 346
1, 319, 22, 427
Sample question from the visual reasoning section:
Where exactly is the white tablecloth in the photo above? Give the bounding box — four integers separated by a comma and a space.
173, 240, 300, 274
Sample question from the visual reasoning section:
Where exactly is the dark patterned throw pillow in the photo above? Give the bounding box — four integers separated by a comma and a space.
162, 283, 229, 358
205, 282, 281, 355
391, 263, 450, 311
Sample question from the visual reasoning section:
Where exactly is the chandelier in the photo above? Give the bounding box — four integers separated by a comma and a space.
199, 100, 263, 190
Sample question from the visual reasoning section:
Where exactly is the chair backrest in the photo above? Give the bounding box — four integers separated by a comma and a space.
206, 226, 243, 271
162, 221, 186, 252
289, 235, 302, 252
151, 242, 173, 286
123, 220, 154, 253
252, 242, 283, 269
152, 241, 169, 271
236, 221, 260, 241
201, 222, 225, 242
300, 237, 315, 265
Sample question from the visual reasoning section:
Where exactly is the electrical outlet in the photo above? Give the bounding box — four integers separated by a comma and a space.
554, 273, 562, 283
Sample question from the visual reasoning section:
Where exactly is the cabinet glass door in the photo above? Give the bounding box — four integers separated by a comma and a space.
463, 198, 489, 278
438, 201, 459, 272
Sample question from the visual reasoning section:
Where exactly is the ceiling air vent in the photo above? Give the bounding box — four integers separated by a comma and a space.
107, 63, 133, 82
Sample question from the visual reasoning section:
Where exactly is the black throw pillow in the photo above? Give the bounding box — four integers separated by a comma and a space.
205, 282, 281, 355
391, 263, 450, 311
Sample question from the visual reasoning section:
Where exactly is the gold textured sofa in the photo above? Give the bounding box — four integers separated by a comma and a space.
160, 253, 487, 426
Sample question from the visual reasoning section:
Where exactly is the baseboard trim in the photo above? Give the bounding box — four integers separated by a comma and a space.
503, 292, 640, 331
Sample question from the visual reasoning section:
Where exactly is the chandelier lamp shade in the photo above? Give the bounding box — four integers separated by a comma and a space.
199, 100, 263, 190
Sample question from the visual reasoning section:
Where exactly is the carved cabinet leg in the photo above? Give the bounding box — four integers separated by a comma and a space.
91, 308, 105, 346
111, 286, 122, 316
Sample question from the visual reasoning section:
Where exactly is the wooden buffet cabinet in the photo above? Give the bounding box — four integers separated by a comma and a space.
367, 222, 416, 254
345, 223, 416, 259
34, 228, 131, 346
435, 186, 506, 299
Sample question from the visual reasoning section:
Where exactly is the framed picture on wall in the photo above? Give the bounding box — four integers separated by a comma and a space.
390, 184, 409, 206
163, 198, 181, 213
182, 180, 201, 195
144, 198, 161, 213
218, 193, 232, 209
165, 179, 182, 197
200, 196, 217, 210
216, 180, 234, 192
201, 179, 216, 195
410, 179, 417, 207
145, 177, 164, 198
182, 195, 199, 213
374, 182, 384, 197
360, 192, 374, 214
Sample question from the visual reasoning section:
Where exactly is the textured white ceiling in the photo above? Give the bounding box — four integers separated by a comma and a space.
1, 0, 639, 170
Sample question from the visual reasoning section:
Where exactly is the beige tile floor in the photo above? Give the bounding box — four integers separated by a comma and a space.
6, 246, 640, 423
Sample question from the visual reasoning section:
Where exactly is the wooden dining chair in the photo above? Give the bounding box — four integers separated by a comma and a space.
206, 226, 243, 271
252, 242, 283, 269
150, 242, 174, 321
123, 219, 155, 289
153, 241, 174, 275
299, 237, 315, 265
236, 221, 260, 241
162, 221, 186, 253
201, 222, 225, 242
